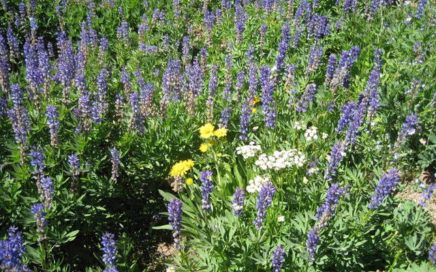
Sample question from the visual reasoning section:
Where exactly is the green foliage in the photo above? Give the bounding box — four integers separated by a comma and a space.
0, 0, 435, 271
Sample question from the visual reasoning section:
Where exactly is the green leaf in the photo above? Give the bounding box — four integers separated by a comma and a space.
152, 224, 173, 230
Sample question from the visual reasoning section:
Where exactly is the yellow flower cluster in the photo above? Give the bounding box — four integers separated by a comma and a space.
199, 123, 215, 139
199, 140, 215, 153
199, 123, 228, 139
213, 128, 227, 138
169, 159, 194, 177
198, 124, 228, 153
185, 178, 193, 185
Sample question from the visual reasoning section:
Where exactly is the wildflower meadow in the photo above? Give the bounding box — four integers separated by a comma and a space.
0, 0, 435, 271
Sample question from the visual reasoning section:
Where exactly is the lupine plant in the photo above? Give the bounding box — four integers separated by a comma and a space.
0, 0, 435, 271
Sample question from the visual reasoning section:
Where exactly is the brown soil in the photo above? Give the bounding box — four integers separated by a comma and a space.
397, 185, 436, 226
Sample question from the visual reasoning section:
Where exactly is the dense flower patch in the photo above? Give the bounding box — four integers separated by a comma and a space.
0, 0, 435, 271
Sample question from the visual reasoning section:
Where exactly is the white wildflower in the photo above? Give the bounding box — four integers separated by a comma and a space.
236, 142, 262, 159
294, 121, 306, 130
247, 176, 270, 193
304, 126, 318, 141
255, 149, 306, 170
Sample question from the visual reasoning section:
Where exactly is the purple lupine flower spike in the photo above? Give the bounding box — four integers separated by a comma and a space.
293, 24, 303, 48
206, 63, 218, 122
239, 102, 251, 141
369, 0, 381, 20
325, 141, 346, 181
275, 22, 291, 74
336, 101, 356, 133
232, 187, 245, 216
200, 47, 208, 74
260, 24, 268, 54
168, 198, 183, 249
315, 183, 345, 226
272, 245, 285, 272
101, 233, 118, 271
96, 67, 109, 120
204, 9, 215, 44
306, 45, 323, 75
46, 105, 59, 146
29, 146, 45, 176
235, 3, 246, 44
325, 54, 337, 86
419, 184, 436, 207
253, 182, 275, 230
185, 58, 203, 116
307, 183, 345, 262
0, 226, 31, 271
398, 114, 419, 142
182, 36, 191, 65
75, 74, 92, 134
296, 83, 317, 113
8, 84, 31, 163
24, 39, 43, 105
129, 91, 144, 134
68, 154, 80, 176
37, 37, 50, 97
343, 0, 354, 13
219, 106, 232, 128
162, 59, 182, 104
260, 66, 277, 128
368, 169, 401, 209
41, 176, 54, 209
345, 94, 368, 145
115, 94, 124, 121
7, 27, 20, 61
367, 70, 381, 121
31, 203, 47, 241
415, 0, 428, 20
330, 47, 360, 90
306, 226, 320, 262
200, 170, 214, 211
219, 54, 233, 128
68, 154, 80, 193
55, 31, 76, 102
374, 48, 382, 71
429, 242, 436, 264
117, 21, 129, 43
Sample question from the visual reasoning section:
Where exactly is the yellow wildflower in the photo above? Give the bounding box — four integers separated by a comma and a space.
252, 107, 257, 113
213, 128, 228, 138
199, 143, 208, 152
199, 123, 215, 139
217, 153, 222, 157
169, 159, 194, 177
207, 140, 215, 146
185, 178, 193, 185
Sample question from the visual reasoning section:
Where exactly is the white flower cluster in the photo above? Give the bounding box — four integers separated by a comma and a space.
294, 121, 306, 130
255, 149, 306, 170
304, 126, 319, 141
246, 176, 270, 193
232, 202, 244, 212
307, 166, 319, 175
236, 142, 262, 159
